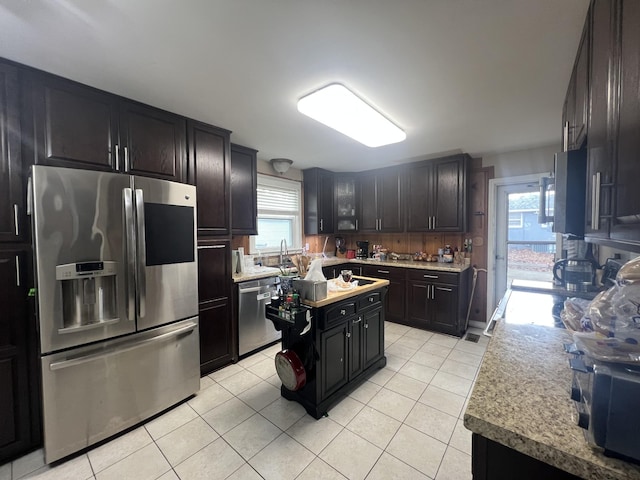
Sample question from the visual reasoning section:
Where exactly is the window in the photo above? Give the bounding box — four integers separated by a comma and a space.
508, 212, 523, 229
250, 174, 302, 254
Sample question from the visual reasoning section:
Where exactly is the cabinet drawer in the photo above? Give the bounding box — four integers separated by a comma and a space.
323, 300, 357, 328
407, 269, 458, 285
361, 265, 404, 279
358, 292, 382, 310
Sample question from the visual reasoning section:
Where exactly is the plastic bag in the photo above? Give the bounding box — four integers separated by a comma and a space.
304, 259, 326, 282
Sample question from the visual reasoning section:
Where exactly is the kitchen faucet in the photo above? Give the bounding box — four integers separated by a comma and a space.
279, 239, 288, 265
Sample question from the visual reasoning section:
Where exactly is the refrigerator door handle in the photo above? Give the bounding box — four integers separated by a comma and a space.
49, 321, 197, 371
135, 188, 146, 318
123, 188, 136, 321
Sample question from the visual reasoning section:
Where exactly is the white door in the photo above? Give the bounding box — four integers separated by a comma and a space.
493, 180, 557, 308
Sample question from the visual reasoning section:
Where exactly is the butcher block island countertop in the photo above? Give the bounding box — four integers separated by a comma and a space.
302, 276, 390, 308
464, 321, 640, 480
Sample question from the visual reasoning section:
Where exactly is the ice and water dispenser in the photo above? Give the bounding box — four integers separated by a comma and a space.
55, 261, 118, 333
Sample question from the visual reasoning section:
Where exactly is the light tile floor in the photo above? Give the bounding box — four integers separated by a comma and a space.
1, 324, 489, 480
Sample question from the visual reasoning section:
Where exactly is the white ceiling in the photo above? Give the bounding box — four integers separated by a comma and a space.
0, 0, 590, 172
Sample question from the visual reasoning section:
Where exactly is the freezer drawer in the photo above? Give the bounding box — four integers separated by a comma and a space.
40, 317, 200, 464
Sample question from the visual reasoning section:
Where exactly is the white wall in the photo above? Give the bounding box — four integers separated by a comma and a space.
482, 144, 559, 178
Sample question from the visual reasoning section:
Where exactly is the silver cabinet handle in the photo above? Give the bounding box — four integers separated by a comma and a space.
377, 270, 389, 274
432, 216, 436, 229
355, 219, 358, 230
437, 287, 453, 292
369, 296, 375, 302
123, 188, 136, 321
15, 255, 20, 287
124, 146, 130, 172
320, 218, 323, 231
135, 189, 146, 318
115, 144, 120, 171
13, 204, 19, 236
364, 323, 369, 329
353, 316, 362, 324
346, 332, 351, 338
423, 274, 438, 279
198, 244, 226, 249
428, 216, 432, 230
50, 322, 197, 371
592, 172, 602, 230
340, 309, 346, 315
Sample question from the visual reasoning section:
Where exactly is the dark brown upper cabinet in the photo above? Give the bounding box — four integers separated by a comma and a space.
585, 0, 614, 239
187, 121, 231, 236
24, 70, 186, 182
406, 155, 469, 233
610, 0, 640, 244
0, 62, 25, 242
358, 170, 403, 233
304, 168, 334, 235
231, 144, 258, 235
334, 175, 359, 232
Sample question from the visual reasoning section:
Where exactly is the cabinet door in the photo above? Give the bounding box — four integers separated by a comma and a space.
303, 168, 334, 235
429, 284, 460, 336
611, 0, 640, 243
406, 164, 432, 231
197, 241, 234, 374
349, 316, 364, 379
0, 250, 34, 461
197, 241, 231, 304
361, 265, 406, 324
335, 175, 358, 232
363, 307, 384, 369
378, 173, 403, 232
120, 101, 186, 182
231, 144, 257, 235
188, 121, 231, 236
586, 0, 615, 238
358, 173, 378, 232
320, 322, 349, 399
28, 71, 118, 170
199, 301, 234, 375
319, 171, 334, 234
432, 156, 467, 232
406, 280, 429, 326
573, 22, 589, 149
0, 63, 24, 242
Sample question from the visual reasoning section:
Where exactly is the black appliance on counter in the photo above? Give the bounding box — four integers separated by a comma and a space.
569, 353, 640, 464
356, 241, 369, 259
552, 258, 598, 292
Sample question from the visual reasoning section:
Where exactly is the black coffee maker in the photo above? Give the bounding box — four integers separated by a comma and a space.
356, 241, 369, 259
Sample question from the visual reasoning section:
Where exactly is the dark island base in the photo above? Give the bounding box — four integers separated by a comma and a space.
281, 356, 387, 419
472, 434, 583, 480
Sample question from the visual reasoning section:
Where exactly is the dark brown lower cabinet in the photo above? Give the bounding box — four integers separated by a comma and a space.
197, 240, 235, 375
406, 269, 469, 337
360, 265, 406, 323
472, 434, 582, 480
0, 248, 40, 463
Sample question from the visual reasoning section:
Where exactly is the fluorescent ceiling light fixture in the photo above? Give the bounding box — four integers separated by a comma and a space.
297, 84, 406, 147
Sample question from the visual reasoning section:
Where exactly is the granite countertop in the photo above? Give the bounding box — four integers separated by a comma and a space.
233, 257, 469, 282
464, 321, 640, 480
301, 276, 390, 308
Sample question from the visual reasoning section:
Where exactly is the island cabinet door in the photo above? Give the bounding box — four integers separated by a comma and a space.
348, 316, 364, 379
320, 323, 349, 400
363, 307, 384, 368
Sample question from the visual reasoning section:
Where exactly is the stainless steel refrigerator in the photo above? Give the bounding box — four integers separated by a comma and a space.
30, 165, 200, 463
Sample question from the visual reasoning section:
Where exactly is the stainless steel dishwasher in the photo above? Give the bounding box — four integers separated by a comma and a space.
238, 277, 281, 356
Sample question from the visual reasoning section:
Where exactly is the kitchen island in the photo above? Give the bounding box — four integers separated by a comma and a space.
464, 320, 640, 480
269, 276, 389, 419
